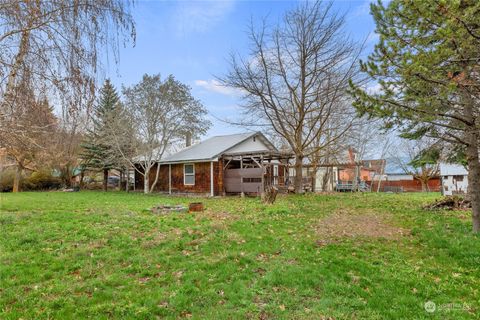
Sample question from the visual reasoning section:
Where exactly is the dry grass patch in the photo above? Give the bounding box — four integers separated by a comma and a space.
316, 209, 409, 246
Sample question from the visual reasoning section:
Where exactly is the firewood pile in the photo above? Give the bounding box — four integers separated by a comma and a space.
423, 196, 471, 211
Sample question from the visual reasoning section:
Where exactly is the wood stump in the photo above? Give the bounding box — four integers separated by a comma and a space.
189, 202, 204, 212
262, 186, 278, 204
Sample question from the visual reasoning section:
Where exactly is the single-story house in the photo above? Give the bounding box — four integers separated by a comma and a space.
134, 132, 293, 196
439, 163, 468, 196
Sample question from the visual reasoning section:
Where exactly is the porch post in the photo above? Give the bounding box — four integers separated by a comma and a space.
260, 155, 265, 196
240, 156, 244, 197
168, 164, 172, 195
210, 161, 214, 197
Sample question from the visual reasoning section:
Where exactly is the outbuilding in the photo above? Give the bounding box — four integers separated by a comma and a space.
439, 163, 468, 196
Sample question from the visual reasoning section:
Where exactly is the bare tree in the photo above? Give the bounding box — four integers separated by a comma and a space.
3, 81, 57, 192
0, 1, 135, 186
306, 100, 358, 191
219, 1, 363, 193
391, 138, 440, 192
113, 74, 211, 194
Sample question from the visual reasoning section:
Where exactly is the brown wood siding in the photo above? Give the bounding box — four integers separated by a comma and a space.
135, 161, 222, 195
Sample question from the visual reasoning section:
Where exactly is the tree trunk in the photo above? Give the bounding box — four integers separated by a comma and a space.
79, 169, 85, 189
420, 180, 428, 192
62, 165, 72, 188
119, 170, 124, 189
13, 165, 22, 193
125, 168, 129, 192
103, 169, 108, 192
150, 164, 161, 192
144, 169, 150, 194
310, 167, 317, 192
294, 154, 304, 194
462, 89, 480, 233
466, 131, 480, 233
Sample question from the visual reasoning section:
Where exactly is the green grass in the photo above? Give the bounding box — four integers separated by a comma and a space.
1, 191, 479, 319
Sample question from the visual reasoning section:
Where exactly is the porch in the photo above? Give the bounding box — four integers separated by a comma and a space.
222, 150, 294, 195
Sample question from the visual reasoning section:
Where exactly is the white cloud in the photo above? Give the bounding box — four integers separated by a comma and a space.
352, 0, 372, 17
366, 32, 379, 45
366, 82, 383, 95
194, 79, 243, 96
173, 1, 235, 36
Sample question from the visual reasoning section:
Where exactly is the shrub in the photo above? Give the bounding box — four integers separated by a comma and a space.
0, 169, 16, 192
23, 171, 62, 191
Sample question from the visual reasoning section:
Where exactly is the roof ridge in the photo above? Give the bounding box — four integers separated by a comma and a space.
209, 132, 256, 138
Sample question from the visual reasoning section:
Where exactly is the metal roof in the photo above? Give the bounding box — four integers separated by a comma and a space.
160, 132, 276, 163
439, 163, 468, 176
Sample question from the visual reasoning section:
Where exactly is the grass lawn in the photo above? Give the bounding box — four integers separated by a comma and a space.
1, 191, 479, 319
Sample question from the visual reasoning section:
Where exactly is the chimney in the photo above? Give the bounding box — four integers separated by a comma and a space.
185, 132, 192, 147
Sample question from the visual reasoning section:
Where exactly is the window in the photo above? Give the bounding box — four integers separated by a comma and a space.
184, 164, 195, 185
273, 165, 279, 185
453, 175, 464, 182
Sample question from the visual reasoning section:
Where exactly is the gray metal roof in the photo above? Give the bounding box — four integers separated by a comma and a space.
160, 132, 275, 163
439, 163, 468, 176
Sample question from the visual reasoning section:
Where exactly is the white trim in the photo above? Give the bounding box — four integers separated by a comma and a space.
184, 163, 195, 185
210, 161, 214, 197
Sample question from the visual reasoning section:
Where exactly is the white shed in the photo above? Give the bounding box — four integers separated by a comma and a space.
439, 163, 468, 196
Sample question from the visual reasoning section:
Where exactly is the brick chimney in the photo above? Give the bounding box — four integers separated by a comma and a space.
185, 132, 192, 147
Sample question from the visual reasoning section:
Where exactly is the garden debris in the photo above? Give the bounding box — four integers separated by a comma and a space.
150, 205, 187, 214
423, 196, 471, 211
316, 211, 408, 246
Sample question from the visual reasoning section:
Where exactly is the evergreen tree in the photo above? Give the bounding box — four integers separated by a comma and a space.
350, 0, 480, 232
80, 79, 121, 191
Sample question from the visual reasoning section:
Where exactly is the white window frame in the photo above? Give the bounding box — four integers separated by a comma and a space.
184, 163, 195, 185
273, 165, 279, 185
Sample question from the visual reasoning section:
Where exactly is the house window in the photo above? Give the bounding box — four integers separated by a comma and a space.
184, 164, 195, 185
273, 165, 279, 185
453, 175, 464, 182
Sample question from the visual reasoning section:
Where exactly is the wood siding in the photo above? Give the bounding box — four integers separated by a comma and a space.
134, 161, 223, 195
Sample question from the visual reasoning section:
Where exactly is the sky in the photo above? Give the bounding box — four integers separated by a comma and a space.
105, 0, 378, 139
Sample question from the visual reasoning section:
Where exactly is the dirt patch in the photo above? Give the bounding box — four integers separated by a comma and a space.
196, 209, 239, 221
316, 210, 409, 246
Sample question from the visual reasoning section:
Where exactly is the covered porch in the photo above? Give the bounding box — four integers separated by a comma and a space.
221, 150, 294, 195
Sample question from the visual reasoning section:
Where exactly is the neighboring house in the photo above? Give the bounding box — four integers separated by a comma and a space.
288, 166, 339, 192
134, 132, 292, 196
288, 148, 385, 192
371, 162, 440, 192
439, 163, 468, 196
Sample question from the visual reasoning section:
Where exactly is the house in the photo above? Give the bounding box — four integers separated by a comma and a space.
439, 163, 468, 196
370, 162, 440, 192
288, 149, 385, 192
134, 132, 293, 196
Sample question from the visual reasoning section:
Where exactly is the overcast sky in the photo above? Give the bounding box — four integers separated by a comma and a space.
104, 0, 378, 138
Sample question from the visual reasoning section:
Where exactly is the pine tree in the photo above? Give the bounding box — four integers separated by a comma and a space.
80, 79, 121, 191
350, 0, 480, 232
